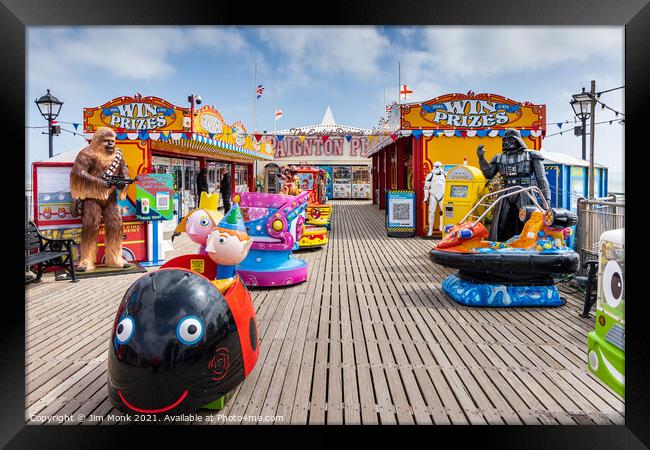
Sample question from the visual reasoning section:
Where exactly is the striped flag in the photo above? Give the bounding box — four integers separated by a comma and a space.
275, 109, 283, 120
256, 84, 265, 99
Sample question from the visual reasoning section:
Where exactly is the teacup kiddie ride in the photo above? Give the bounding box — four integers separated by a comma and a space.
107, 204, 259, 414
430, 186, 579, 307
233, 191, 310, 286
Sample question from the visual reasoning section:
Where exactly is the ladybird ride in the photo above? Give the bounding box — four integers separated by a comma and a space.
429, 186, 579, 307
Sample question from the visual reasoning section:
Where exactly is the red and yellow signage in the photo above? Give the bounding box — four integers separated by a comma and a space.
401, 92, 545, 131
84, 93, 190, 133
194, 105, 226, 136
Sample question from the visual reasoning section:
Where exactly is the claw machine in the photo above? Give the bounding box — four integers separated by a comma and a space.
332, 165, 352, 199
352, 165, 371, 199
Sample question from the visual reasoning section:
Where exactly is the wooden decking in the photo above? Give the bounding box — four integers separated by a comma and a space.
25, 200, 624, 425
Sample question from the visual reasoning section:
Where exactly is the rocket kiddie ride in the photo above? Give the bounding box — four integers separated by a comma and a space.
107, 204, 259, 415
430, 186, 579, 307
174, 192, 223, 254
234, 191, 309, 286
587, 229, 625, 397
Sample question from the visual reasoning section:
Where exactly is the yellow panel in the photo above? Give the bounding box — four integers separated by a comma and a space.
117, 140, 148, 204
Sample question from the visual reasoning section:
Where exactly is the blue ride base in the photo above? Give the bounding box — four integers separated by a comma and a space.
442, 273, 565, 307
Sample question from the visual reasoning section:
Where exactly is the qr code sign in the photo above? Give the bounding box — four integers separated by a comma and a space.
156, 192, 170, 210
392, 203, 410, 221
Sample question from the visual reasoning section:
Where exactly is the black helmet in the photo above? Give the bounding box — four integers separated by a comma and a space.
502, 128, 527, 152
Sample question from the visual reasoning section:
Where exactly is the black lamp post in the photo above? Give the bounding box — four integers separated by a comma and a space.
35, 89, 63, 158
570, 88, 592, 161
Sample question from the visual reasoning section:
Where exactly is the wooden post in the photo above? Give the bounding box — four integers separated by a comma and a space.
396, 139, 404, 188
378, 149, 385, 209
413, 136, 425, 236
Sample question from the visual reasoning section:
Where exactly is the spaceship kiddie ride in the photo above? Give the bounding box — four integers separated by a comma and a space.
233, 191, 309, 286
430, 186, 579, 307
291, 165, 331, 249
107, 205, 259, 414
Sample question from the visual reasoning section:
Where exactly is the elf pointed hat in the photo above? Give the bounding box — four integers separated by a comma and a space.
216, 204, 250, 241
175, 192, 223, 233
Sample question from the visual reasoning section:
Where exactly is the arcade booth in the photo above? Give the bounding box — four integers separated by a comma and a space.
262, 107, 373, 199
32, 94, 273, 268
293, 165, 331, 248
367, 92, 546, 237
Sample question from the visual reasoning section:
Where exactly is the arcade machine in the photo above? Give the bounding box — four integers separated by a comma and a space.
293, 166, 331, 248
441, 164, 487, 230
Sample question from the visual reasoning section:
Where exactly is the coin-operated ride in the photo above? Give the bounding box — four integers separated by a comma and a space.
294, 165, 332, 228
233, 191, 309, 286
174, 192, 223, 254
430, 186, 579, 307
441, 165, 486, 231
587, 228, 625, 397
106, 267, 260, 414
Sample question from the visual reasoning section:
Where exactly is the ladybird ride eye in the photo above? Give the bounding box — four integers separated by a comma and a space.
115, 316, 134, 344
176, 316, 204, 345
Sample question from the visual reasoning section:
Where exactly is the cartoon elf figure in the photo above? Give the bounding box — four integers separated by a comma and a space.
205, 204, 253, 283
175, 192, 223, 254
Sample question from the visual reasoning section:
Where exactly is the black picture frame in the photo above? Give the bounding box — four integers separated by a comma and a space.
5, 0, 647, 447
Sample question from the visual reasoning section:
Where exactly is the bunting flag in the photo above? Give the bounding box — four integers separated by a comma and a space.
274, 109, 283, 120
345, 135, 352, 142
322, 136, 329, 143
557, 123, 563, 129
390, 133, 398, 142
276, 135, 285, 142
254, 134, 262, 142
256, 84, 264, 99
411, 130, 423, 139
72, 123, 79, 130
298, 135, 306, 143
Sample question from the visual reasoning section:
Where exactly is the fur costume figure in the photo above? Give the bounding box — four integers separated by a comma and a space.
70, 127, 130, 271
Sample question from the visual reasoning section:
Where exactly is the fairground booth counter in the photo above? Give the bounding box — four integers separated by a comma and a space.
367, 92, 548, 237
32, 93, 273, 265
263, 107, 373, 200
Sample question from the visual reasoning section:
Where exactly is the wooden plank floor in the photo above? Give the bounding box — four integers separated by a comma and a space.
25, 200, 625, 425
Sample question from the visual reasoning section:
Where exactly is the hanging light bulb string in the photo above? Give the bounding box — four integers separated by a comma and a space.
544, 117, 624, 138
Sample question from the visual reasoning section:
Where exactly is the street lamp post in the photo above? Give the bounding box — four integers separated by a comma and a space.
34, 89, 63, 158
570, 88, 592, 161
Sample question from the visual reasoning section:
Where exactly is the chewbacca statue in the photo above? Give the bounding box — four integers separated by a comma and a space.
70, 127, 131, 272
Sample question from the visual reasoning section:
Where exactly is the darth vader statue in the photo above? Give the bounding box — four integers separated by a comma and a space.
477, 128, 551, 241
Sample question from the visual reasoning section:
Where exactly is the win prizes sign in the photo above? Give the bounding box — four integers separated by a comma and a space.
135, 174, 174, 221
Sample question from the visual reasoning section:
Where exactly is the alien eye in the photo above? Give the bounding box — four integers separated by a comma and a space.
176, 316, 204, 345
115, 316, 134, 344
199, 217, 210, 227
602, 260, 623, 308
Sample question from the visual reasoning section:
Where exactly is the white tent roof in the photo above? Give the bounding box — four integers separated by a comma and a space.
273, 107, 372, 135
43, 147, 85, 163
540, 150, 607, 169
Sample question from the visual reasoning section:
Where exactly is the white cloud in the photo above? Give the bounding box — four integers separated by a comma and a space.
258, 26, 391, 83
28, 26, 250, 82
419, 26, 623, 78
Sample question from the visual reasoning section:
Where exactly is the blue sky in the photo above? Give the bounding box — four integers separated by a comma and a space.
26, 26, 624, 191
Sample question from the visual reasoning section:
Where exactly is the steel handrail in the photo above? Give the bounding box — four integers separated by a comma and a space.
460, 185, 550, 227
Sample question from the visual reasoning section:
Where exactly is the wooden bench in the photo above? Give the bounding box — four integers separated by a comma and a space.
25, 221, 77, 283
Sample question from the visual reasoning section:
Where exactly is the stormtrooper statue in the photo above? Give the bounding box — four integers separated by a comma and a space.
477, 128, 551, 241
423, 161, 447, 237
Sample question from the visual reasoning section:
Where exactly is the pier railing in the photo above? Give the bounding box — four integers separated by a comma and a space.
575, 195, 625, 274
